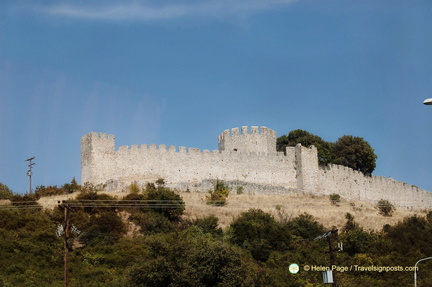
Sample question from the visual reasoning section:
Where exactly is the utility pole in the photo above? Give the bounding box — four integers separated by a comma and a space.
25, 157, 35, 193
59, 201, 71, 287
327, 229, 339, 287
315, 228, 340, 286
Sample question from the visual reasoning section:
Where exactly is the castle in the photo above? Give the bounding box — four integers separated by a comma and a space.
81, 126, 432, 210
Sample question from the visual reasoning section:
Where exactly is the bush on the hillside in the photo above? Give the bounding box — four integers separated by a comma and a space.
62, 177, 80, 193
229, 209, 291, 261
343, 212, 360, 232
9, 193, 41, 207
73, 184, 117, 214
285, 213, 326, 240
35, 178, 80, 197
35, 185, 65, 197
207, 180, 230, 206
127, 181, 142, 194
130, 211, 175, 235
126, 230, 249, 287
144, 181, 185, 221
0, 183, 13, 200
192, 214, 222, 236
377, 199, 395, 217
329, 193, 341, 205
79, 211, 126, 246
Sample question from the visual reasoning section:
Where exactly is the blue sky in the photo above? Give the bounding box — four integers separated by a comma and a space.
1, 0, 432, 194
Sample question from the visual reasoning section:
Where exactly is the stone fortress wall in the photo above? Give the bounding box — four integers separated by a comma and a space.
81, 126, 432, 210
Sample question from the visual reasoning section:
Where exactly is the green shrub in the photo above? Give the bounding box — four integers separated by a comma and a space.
377, 199, 395, 217
62, 177, 80, 193
35, 185, 64, 197
0, 183, 13, 200
192, 215, 222, 236
128, 182, 142, 194
144, 181, 185, 221
236, 186, 244, 195
130, 211, 175, 235
10, 193, 41, 207
207, 180, 230, 206
229, 209, 291, 261
329, 193, 341, 205
286, 212, 325, 240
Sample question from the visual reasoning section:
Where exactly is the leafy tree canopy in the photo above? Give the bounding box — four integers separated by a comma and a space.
277, 129, 334, 165
229, 209, 291, 261
333, 135, 377, 175
277, 130, 377, 174
0, 183, 13, 200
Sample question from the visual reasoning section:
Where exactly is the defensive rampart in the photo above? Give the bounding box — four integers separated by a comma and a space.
81, 126, 432, 210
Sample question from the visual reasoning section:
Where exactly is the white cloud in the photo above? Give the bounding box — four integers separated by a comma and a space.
31, 0, 298, 21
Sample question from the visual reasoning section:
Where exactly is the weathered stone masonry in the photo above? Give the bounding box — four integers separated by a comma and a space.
81, 126, 432, 210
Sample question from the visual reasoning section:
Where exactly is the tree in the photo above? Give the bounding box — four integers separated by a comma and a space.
192, 215, 223, 236
79, 211, 126, 245
62, 177, 80, 193
277, 129, 334, 165
229, 209, 291, 261
285, 213, 325, 240
333, 135, 377, 174
277, 130, 378, 174
144, 182, 185, 221
126, 229, 250, 287
0, 183, 13, 200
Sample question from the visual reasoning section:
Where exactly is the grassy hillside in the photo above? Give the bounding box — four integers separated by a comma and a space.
38, 190, 420, 231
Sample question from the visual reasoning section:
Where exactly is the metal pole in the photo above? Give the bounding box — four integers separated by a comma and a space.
63, 203, 70, 287
25, 157, 35, 193
414, 256, 432, 287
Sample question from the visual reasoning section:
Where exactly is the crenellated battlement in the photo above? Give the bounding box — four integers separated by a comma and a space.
116, 143, 221, 155
83, 132, 114, 141
218, 126, 277, 154
218, 126, 276, 140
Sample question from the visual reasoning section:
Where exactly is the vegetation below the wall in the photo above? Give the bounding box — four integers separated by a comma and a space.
206, 180, 230, 206
1, 180, 432, 286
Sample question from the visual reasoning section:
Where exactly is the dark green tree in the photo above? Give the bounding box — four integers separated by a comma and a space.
62, 177, 80, 194
144, 182, 185, 221
79, 211, 126, 246
0, 183, 13, 200
126, 229, 250, 287
285, 213, 325, 240
192, 214, 223, 236
277, 129, 334, 164
229, 209, 291, 261
130, 211, 175, 235
277, 130, 378, 174
333, 135, 377, 174
9, 193, 41, 207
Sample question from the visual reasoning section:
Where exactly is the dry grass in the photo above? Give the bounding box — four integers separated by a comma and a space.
37, 191, 424, 231
179, 192, 422, 231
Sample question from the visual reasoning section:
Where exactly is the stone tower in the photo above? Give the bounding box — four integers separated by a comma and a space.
217, 126, 277, 155
81, 132, 115, 184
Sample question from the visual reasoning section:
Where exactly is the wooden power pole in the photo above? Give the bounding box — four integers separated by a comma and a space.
328, 229, 339, 287
59, 201, 71, 287
315, 228, 339, 286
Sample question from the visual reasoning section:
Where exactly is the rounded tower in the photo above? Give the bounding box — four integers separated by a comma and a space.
217, 126, 277, 155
